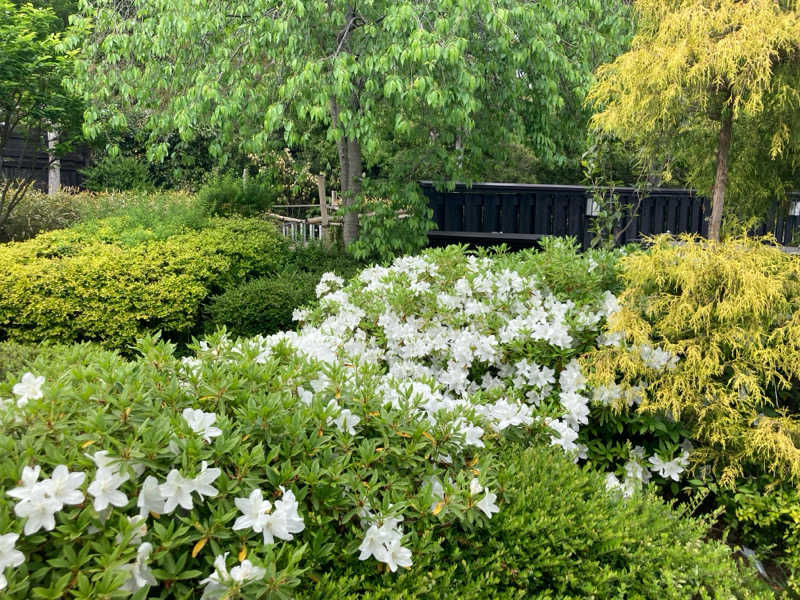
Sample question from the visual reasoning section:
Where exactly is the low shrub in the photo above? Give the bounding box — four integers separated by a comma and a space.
205, 245, 364, 338
197, 174, 283, 218
0, 188, 208, 243
312, 443, 771, 599
0, 342, 41, 381
80, 154, 154, 192
205, 272, 323, 338
0, 218, 286, 349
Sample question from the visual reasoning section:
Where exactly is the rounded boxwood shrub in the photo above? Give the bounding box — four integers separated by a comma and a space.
205, 271, 322, 337
205, 246, 364, 337
0, 218, 287, 349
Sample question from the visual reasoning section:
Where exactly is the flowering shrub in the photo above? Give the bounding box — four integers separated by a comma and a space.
0, 242, 769, 597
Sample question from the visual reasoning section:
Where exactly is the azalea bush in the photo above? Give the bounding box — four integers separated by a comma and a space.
0, 243, 770, 598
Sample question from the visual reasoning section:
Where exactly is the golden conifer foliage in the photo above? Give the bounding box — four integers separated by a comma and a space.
587, 0, 800, 240
587, 235, 800, 486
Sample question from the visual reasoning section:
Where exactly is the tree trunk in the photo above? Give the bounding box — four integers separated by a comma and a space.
330, 97, 361, 246
47, 131, 61, 196
709, 109, 733, 242
342, 138, 361, 245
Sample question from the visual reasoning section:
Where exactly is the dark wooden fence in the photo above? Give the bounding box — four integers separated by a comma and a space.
1, 131, 87, 190
421, 182, 711, 249
755, 193, 800, 246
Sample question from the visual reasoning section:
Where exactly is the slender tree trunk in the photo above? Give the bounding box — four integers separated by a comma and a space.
342, 138, 361, 245
709, 109, 733, 242
48, 131, 61, 196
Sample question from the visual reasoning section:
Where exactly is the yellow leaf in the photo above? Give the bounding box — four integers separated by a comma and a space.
192, 537, 208, 558
238, 545, 247, 561
80, 439, 96, 449
432, 501, 445, 515
422, 431, 436, 443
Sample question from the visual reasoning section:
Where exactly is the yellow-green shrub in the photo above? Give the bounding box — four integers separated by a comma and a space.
587, 235, 800, 486
0, 218, 286, 349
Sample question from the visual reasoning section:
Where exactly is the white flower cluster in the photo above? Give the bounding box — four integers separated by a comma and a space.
358, 516, 412, 572
179, 252, 626, 570
200, 553, 266, 600
604, 445, 692, 497
233, 487, 305, 544
0, 372, 44, 408
0, 374, 267, 594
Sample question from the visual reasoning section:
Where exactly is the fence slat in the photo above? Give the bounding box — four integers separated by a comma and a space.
501, 194, 518, 233
533, 192, 551, 235
483, 195, 499, 232
464, 194, 482, 232
519, 193, 533, 234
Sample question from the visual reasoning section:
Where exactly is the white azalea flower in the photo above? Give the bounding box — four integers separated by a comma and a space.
7, 465, 42, 504
274, 487, 305, 538
648, 451, 689, 481
326, 400, 360, 435
12, 373, 44, 406
137, 476, 166, 516
201, 554, 265, 600
469, 478, 483, 496
0, 534, 25, 583
14, 486, 61, 535
230, 560, 266, 583
233, 489, 271, 537
192, 461, 221, 499
88, 467, 129, 512
46, 465, 85, 509
476, 491, 499, 518
200, 553, 230, 600
383, 538, 413, 572
182, 408, 223, 443
119, 542, 157, 592
159, 470, 194, 513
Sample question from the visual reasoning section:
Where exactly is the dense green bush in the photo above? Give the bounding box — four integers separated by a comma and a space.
205, 271, 321, 337
196, 174, 279, 217
0, 315, 768, 599
311, 443, 770, 599
0, 218, 286, 349
0, 342, 41, 381
0, 189, 209, 243
80, 154, 154, 192
205, 245, 364, 337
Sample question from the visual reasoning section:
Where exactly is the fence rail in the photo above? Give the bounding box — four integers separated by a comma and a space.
421, 182, 800, 249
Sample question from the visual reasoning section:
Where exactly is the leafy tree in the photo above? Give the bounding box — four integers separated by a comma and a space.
0, 0, 82, 235
9, 0, 79, 27
68, 0, 631, 250
588, 0, 800, 240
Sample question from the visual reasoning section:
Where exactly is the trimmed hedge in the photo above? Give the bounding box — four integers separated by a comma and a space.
0, 218, 286, 349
